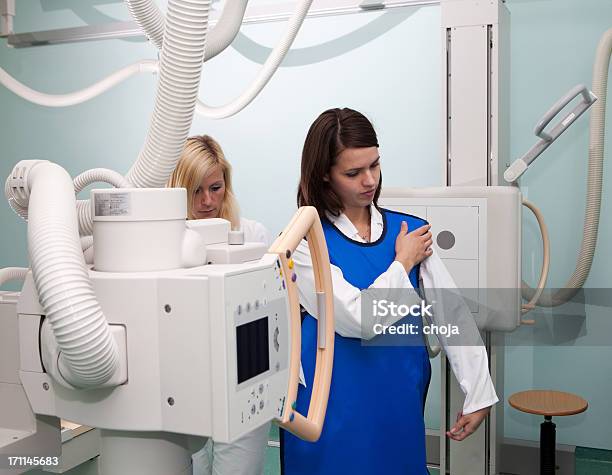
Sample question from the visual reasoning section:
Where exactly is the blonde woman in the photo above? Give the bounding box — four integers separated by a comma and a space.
168, 135, 272, 475
168, 135, 271, 243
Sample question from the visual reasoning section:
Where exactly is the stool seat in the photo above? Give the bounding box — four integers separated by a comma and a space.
509, 390, 588, 417
509, 390, 588, 474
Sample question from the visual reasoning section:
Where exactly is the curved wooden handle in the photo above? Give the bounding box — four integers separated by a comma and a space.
268, 206, 334, 442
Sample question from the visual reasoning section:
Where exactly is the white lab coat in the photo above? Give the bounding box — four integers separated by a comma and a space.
192, 217, 273, 475
292, 204, 498, 415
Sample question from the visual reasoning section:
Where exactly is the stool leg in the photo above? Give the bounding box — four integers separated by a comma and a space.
540, 416, 556, 475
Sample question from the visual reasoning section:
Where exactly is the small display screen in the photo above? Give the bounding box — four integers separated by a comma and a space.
236, 317, 270, 384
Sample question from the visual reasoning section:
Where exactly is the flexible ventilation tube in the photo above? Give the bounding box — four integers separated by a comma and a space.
1, 0, 243, 110
74, 168, 131, 194
68, 0, 212, 235
0, 267, 28, 287
124, 0, 212, 188
2, 0, 213, 236
76, 200, 94, 236
6, 161, 119, 388
522, 28, 611, 307
80, 235, 94, 251
195, 0, 313, 119
83, 246, 95, 266
81, 236, 95, 265
0, 61, 158, 108
126, 0, 248, 62
126, 0, 165, 50
126, 0, 313, 119
521, 199, 550, 322
5, 167, 30, 221
1, 0, 304, 119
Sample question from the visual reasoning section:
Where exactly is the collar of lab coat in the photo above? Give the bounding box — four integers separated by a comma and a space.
324, 204, 384, 243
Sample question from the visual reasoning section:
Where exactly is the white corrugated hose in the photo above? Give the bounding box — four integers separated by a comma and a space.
0, 60, 158, 108
522, 28, 611, 307
73, 168, 131, 193
6, 160, 120, 388
0, 267, 28, 287
520, 199, 550, 322
126, 0, 314, 119
194, 0, 313, 119
3, 0, 214, 388
126, 0, 247, 61
124, 0, 212, 188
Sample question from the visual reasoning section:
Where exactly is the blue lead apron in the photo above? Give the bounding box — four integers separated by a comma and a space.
281, 208, 432, 475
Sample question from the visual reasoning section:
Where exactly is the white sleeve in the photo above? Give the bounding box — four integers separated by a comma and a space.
253, 222, 273, 247
293, 239, 419, 339
420, 253, 499, 414
241, 218, 273, 247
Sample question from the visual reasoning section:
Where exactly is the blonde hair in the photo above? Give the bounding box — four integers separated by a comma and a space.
167, 135, 240, 228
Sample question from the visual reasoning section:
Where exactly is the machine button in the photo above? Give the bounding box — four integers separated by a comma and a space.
259, 384, 264, 394
259, 400, 265, 410
251, 404, 256, 415
274, 327, 280, 351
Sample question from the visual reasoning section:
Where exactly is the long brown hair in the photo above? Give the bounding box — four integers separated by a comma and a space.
297, 108, 381, 217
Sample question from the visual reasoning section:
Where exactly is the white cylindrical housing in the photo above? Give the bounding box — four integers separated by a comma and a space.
99, 430, 195, 475
92, 188, 189, 272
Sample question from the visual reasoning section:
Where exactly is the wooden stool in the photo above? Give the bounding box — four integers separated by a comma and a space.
509, 390, 588, 475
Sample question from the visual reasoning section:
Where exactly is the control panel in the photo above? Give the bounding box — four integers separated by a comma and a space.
223, 259, 291, 440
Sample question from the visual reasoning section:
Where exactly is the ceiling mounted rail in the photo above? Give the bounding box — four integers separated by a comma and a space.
6, 0, 439, 48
